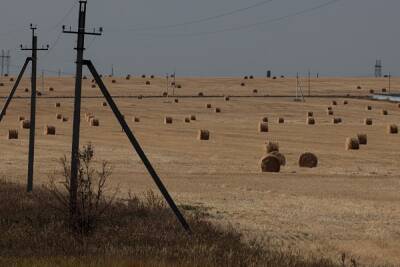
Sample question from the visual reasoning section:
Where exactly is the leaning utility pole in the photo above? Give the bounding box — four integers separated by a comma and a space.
63, 0, 191, 233
0, 25, 49, 192
308, 69, 311, 97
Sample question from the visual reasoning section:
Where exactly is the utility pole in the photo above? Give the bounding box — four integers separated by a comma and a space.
6, 50, 10, 76
308, 69, 311, 97
42, 70, 45, 91
58, 69, 61, 78
21, 24, 49, 192
111, 64, 114, 77
63, 0, 191, 233
63, 0, 102, 219
389, 72, 391, 94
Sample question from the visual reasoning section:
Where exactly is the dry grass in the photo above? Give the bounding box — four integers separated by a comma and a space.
0, 178, 348, 267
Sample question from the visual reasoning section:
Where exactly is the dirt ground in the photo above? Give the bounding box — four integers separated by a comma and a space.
1, 76, 400, 266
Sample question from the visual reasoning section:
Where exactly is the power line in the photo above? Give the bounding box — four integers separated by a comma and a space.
111, 0, 275, 32
127, 0, 341, 40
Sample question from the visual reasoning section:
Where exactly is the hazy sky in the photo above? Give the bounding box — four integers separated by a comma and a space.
0, 0, 399, 77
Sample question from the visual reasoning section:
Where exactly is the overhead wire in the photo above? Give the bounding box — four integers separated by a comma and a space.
110, 0, 275, 32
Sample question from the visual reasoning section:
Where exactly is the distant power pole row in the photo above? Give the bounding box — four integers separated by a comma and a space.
1, 49, 11, 76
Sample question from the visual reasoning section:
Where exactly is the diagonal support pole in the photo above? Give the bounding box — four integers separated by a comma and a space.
0, 58, 31, 122
85, 60, 191, 233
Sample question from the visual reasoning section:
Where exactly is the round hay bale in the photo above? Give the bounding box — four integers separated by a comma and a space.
299, 152, 318, 168
150, 75, 155, 79
370, 89, 374, 94
44, 125, 56, 135
141, 75, 146, 78
277, 117, 284, 124
215, 108, 221, 113
112, 80, 116, 84
126, 75, 131, 80
272, 76, 277, 80
343, 100, 348, 105
49, 87, 54, 92
198, 92, 204, 97
138, 95, 143, 100
83, 76, 87, 80
0, 83, 4, 86
164, 116, 173, 124
266, 141, 279, 153
225, 96, 230, 101
366, 105, 372, 111
198, 130, 210, 141
262, 117, 268, 123
388, 124, 398, 134
260, 155, 280, 173
259, 122, 269, 133
90, 118, 100, 127
177, 84, 182, 89
244, 76, 248, 80
18, 116, 25, 121
146, 81, 151, 85
62, 117, 68, 122
184, 117, 190, 123
174, 99, 179, 103
91, 84, 96, 88
206, 104, 212, 109
269, 151, 286, 166
133, 117, 140, 123
249, 75, 254, 79
20, 120, 30, 129
190, 115, 196, 121
56, 114, 62, 120
307, 117, 315, 125
241, 83, 245, 87
307, 111, 314, 117
357, 134, 368, 145
37, 91, 42, 96
102, 102, 107, 107
7, 129, 18, 140
382, 88, 387, 93
332, 117, 342, 124
327, 110, 334, 116
253, 89, 258, 94
171, 82, 176, 86
25, 88, 29, 93
357, 86, 362, 89
162, 92, 168, 97
382, 110, 388, 115
10, 78, 14, 82
398, 103, 400, 108
55, 102, 61, 108
327, 106, 332, 111
364, 118, 373, 126
346, 137, 360, 150
332, 100, 337, 106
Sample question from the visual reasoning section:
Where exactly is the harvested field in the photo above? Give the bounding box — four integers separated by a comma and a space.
1, 77, 400, 266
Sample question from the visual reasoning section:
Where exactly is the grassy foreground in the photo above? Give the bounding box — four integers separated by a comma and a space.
0, 178, 350, 267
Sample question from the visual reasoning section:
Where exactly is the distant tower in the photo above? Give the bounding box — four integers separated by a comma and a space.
374, 60, 382, 78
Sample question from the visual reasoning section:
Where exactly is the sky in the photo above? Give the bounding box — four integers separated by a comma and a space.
0, 0, 399, 77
